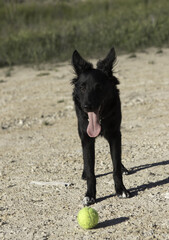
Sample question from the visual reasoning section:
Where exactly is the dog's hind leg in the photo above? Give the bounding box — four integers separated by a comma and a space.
108, 131, 131, 198
121, 163, 130, 175
81, 136, 96, 206
81, 170, 87, 180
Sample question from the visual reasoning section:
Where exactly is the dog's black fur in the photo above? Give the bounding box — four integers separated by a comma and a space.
71, 47, 130, 206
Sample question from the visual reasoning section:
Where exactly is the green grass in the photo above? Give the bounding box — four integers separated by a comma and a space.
0, 0, 169, 66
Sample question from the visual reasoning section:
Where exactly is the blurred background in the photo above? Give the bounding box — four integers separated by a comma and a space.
0, 0, 169, 66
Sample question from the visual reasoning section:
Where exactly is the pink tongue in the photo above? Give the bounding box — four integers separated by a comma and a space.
87, 111, 101, 138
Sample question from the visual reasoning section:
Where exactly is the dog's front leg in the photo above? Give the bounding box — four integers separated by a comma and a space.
108, 131, 130, 198
81, 136, 96, 206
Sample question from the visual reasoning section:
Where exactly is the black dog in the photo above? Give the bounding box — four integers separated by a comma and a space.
71, 47, 130, 206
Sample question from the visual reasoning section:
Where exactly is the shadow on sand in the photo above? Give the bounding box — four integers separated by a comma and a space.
96, 217, 129, 229
96, 159, 169, 202
96, 159, 169, 178
129, 159, 169, 174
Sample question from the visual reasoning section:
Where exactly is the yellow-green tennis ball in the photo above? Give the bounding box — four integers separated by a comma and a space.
77, 207, 99, 229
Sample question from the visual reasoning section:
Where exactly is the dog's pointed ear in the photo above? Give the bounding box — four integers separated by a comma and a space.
97, 47, 116, 77
72, 50, 93, 76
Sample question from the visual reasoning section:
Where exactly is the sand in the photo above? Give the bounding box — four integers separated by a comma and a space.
0, 48, 169, 240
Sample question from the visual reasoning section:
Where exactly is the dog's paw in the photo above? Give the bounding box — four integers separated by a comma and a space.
121, 165, 130, 175
83, 196, 96, 206
122, 169, 130, 175
117, 190, 131, 198
116, 186, 131, 198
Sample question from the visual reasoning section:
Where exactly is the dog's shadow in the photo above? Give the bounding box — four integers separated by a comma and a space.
129, 159, 169, 174
96, 159, 169, 203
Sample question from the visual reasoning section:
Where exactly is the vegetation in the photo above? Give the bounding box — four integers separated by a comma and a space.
0, 0, 169, 66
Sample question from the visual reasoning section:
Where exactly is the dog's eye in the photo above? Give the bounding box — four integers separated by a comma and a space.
95, 84, 102, 91
80, 85, 86, 93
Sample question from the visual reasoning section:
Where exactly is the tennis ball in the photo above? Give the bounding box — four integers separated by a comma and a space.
77, 207, 99, 229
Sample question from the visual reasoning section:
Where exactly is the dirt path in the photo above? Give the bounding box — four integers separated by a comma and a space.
0, 48, 169, 240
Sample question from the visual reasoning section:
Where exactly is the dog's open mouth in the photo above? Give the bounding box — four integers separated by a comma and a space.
87, 109, 101, 138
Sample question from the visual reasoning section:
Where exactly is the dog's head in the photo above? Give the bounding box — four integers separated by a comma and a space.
71, 47, 119, 137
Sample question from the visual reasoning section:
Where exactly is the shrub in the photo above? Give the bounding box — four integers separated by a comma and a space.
0, 0, 169, 66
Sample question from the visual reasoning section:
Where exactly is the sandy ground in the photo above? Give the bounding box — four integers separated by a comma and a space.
0, 48, 169, 240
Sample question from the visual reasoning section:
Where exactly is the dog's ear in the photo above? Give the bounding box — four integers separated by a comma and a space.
97, 47, 116, 77
72, 50, 93, 76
